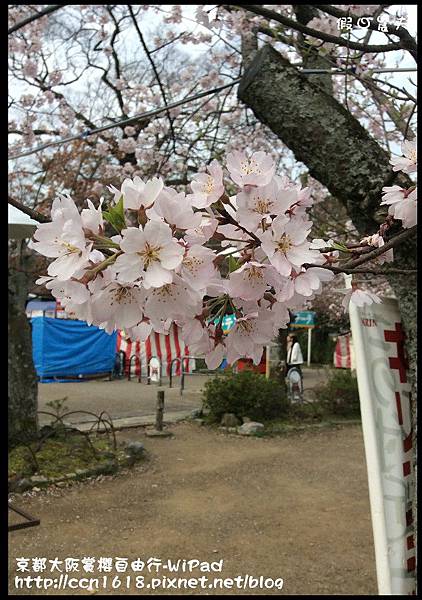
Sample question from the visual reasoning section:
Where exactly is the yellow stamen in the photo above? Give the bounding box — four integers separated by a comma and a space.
240, 159, 262, 176
138, 243, 162, 268
253, 196, 272, 215
277, 234, 292, 253
202, 176, 214, 194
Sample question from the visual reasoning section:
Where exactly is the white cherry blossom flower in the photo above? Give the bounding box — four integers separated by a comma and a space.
184, 214, 218, 246
274, 178, 314, 215
29, 219, 93, 281
225, 311, 274, 365
205, 273, 227, 297
270, 301, 290, 332
178, 245, 216, 291
186, 325, 215, 358
228, 261, 275, 301
391, 188, 417, 228
217, 223, 252, 248
292, 267, 334, 297
178, 316, 207, 345
148, 318, 174, 335
189, 159, 224, 208
309, 238, 334, 249
108, 176, 163, 210
390, 140, 417, 174
226, 151, 275, 188
91, 282, 145, 329
381, 185, 406, 204
144, 276, 201, 322
50, 193, 82, 223
360, 233, 394, 264
115, 220, 184, 287
63, 265, 114, 325
81, 198, 104, 234
236, 179, 296, 231
381, 186, 417, 229
36, 275, 90, 305
204, 343, 225, 370
147, 187, 202, 229
259, 216, 320, 276
126, 320, 153, 341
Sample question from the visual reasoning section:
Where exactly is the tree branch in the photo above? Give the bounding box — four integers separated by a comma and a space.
341, 225, 416, 268
8, 197, 50, 223
312, 4, 417, 59
8, 5, 66, 35
128, 5, 176, 151
228, 4, 412, 56
9, 79, 241, 161
305, 225, 417, 273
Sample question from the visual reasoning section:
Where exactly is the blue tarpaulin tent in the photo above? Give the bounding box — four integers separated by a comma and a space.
31, 317, 117, 381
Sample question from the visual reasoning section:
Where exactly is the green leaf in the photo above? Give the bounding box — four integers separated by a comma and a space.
102, 195, 126, 233
227, 255, 239, 273
331, 241, 349, 252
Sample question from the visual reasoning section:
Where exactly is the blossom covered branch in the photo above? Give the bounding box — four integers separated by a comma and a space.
28, 141, 417, 367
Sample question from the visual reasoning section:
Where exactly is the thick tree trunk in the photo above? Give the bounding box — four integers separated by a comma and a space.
8, 253, 38, 447
237, 43, 416, 381
238, 42, 417, 551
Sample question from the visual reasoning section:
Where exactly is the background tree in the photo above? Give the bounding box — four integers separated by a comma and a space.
8, 5, 416, 487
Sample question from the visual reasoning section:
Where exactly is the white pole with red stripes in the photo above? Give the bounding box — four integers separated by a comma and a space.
349, 294, 416, 594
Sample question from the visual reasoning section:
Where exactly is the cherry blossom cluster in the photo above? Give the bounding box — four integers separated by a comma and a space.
9, 3, 411, 202
29, 140, 416, 366
339, 138, 417, 312
29, 151, 342, 368
381, 139, 417, 229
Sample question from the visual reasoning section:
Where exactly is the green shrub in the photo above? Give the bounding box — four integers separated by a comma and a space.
287, 400, 326, 422
202, 370, 288, 423
313, 369, 360, 417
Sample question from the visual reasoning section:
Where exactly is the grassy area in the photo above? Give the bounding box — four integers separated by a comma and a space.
8, 430, 128, 481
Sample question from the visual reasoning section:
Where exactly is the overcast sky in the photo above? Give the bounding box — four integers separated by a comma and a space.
9, 4, 417, 165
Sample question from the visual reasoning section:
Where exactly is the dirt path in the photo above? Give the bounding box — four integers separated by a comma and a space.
8, 422, 377, 595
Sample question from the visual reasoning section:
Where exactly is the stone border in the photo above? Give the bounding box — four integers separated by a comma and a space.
202, 418, 362, 436
8, 443, 146, 494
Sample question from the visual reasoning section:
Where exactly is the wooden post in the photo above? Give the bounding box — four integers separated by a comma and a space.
307, 328, 312, 367
155, 390, 164, 431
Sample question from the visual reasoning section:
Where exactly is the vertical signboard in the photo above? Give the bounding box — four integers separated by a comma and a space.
349, 297, 415, 594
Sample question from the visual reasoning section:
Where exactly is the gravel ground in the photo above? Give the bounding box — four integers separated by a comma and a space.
9, 421, 377, 595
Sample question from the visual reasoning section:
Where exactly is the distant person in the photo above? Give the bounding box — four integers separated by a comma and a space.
286, 334, 304, 377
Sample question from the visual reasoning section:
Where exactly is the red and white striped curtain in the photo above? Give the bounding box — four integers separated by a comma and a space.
117, 323, 192, 377
334, 333, 352, 368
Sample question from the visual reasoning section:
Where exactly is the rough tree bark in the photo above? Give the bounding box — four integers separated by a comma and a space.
237, 41, 417, 555
8, 244, 39, 447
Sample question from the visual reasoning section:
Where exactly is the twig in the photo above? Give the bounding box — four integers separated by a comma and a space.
8, 5, 65, 35
341, 225, 416, 268
304, 225, 417, 273
312, 4, 417, 58
227, 4, 412, 56
9, 79, 241, 161
8, 196, 50, 223
128, 5, 176, 152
